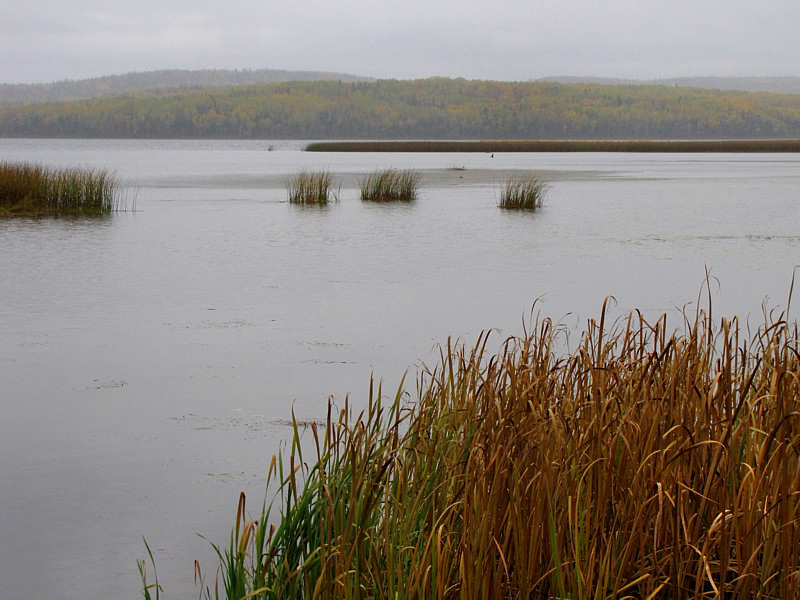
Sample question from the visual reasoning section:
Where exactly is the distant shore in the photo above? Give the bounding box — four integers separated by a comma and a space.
306, 140, 800, 152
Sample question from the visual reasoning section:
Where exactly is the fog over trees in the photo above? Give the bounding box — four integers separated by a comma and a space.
0, 69, 372, 105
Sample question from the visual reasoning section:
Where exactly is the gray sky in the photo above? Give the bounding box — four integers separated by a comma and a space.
2, 0, 799, 84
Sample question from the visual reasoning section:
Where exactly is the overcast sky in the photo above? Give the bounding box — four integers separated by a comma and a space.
2, 0, 799, 84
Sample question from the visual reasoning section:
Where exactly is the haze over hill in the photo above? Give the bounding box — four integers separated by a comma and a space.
4, 70, 800, 107
0, 68, 373, 105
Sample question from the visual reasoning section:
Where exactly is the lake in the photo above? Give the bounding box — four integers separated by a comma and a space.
1, 139, 798, 598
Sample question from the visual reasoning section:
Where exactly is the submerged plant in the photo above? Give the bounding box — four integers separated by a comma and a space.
0, 161, 132, 216
284, 170, 338, 204
498, 173, 548, 209
359, 168, 421, 201
164, 297, 800, 599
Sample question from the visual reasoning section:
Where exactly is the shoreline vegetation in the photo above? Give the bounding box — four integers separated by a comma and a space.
0, 161, 132, 216
143, 297, 800, 598
306, 139, 800, 152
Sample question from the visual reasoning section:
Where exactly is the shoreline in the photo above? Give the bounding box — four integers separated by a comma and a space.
305, 139, 800, 152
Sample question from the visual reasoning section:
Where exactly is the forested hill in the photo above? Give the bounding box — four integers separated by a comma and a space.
2, 78, 800, 140
540, 76, 800, 95
0, 68, 372, 104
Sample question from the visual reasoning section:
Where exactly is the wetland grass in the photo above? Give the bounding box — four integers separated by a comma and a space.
499, 173, 548, 209
0, 161, 130, 216
306, 140, 800, 153
285, 170, 339, 205
359, 168, 421, 201
154, 299, 800, 598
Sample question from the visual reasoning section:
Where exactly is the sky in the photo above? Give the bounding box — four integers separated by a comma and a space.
2, 0, 799, 84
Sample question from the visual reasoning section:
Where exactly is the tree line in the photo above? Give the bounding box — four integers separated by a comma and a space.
0, 68, 371, 105
2, 78, 800, 140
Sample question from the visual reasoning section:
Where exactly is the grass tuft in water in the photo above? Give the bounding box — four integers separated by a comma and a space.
137, 537, 162, 600
498, 173, 548, 209
359, 168, 421, 201
0, 161, 132, 216
284, 170, 338, 204
164, 297, 800, 598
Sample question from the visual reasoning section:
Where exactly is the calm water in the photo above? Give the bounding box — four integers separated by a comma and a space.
1, 139, 799, 598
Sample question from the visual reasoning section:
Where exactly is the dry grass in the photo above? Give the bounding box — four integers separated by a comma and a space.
0, 161, 131, 216
359, 169, 421, 201
145, 296, 800, 599
306, 140, 800, 153
285, 170, 339, 205
499, 174, 549, 210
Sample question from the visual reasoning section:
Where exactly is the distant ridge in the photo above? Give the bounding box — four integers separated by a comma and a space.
0, 68, 374, 104
4, 78, 800, 140
6, 72, 800, 105
539, 76, 800, 95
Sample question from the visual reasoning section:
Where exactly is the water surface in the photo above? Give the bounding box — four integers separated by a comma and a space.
1, 139, 798, 598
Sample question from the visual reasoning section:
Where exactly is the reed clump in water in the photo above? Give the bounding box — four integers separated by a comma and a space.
285, 170, 338, 205
149, 299, 800, 598
359, 168, 421, 201
0, 161, 129, 216
499, 173, 548, 209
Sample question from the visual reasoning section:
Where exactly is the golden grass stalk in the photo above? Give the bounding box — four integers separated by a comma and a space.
153, 299, 800, 599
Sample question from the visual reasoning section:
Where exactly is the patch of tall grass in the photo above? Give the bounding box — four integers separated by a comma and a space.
285, 170, 338, 204
144, 298, 800, 598
0, 161, 131, 216
499, 173, 548, 209
359, 168, 421, 201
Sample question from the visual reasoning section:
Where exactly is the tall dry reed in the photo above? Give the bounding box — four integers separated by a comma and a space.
499, 174, 548, 209
0, 161, 130, 215
285, 170, 339, 204
359, 169, 421, 201
146, 297, 800, 599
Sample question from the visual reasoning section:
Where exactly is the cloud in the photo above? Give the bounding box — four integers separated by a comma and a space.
2, 0, 799, 83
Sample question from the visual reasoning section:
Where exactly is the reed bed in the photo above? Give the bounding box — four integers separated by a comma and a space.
306, 140, 800, 153
499, 174, 549, 210
285, 170, 339, 205
0, 161, 130, 215
147, 299, 800, 599
359, 169, 421, 201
